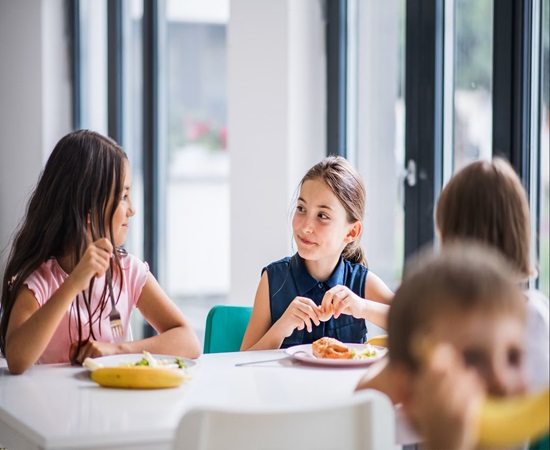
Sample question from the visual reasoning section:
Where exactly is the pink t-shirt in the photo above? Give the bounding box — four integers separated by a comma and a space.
24, 253, 149, 364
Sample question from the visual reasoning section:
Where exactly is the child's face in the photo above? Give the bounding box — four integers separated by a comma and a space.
430, 310, 527, 397
108, 160, 135, 247
292, 179, 359, 264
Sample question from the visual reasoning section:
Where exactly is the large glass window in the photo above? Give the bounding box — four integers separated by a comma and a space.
351, 0, 405, 290
76, 0, 108, 134
453, 0, 493, 170
163, 0, 230, 334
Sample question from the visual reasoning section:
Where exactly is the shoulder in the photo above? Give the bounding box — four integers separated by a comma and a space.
23, 259, 65, 305
263, 256, 292, 274
119, 253, 150, 284
342, 258, 369, 278
120, 252, 149, 272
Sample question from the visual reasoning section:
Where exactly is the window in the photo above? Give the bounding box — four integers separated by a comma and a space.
349, 0, 406, 289
163, 0, 229, 305
453, 0, 493, 170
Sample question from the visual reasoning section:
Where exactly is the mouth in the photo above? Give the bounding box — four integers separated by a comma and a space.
297, 235, 315, 246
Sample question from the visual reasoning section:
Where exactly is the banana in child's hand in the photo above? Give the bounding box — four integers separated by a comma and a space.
477, 385, 550, 447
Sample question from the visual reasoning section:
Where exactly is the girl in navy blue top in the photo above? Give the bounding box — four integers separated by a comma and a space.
241, 156, 394, 350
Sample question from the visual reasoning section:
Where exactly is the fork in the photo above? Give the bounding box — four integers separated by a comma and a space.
106, 267, 124, 343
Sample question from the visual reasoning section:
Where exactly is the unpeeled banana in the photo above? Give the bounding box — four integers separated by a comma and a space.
90, 366, 190, 389
478, 385, 549, 447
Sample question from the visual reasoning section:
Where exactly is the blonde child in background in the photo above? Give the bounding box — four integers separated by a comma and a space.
435, 157, 549, 390
362, 244, 529, 450
241, 156, 393, 351
0, 130, 201, 374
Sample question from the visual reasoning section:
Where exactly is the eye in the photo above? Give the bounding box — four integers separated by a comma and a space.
318, 213, 329, 220
296, 205, 305, 213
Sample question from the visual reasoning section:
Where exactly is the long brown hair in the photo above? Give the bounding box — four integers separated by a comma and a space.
299, 155, 368, 266
435, 157, 532, 280
0, 130, 128, 359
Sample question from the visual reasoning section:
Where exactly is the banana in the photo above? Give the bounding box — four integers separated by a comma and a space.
365, 334, 388, 347
90, 366, 190, 389
478, 385, 550, 447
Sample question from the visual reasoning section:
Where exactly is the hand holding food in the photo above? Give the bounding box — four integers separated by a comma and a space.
277, 296, 320, 335
320, 285, 364, 319
410, 340, 550, 448
318, 304, 334, 322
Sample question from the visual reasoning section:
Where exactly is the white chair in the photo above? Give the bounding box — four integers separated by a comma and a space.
173, 390, 398, 450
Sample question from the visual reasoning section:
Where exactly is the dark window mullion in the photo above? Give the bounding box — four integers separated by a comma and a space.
326, 0, 347, 157
142, 0, 160, 337
69, 0, 81, 130
107, 0, 123, 144
404, 0, 445, 257
493, 0, 534, 189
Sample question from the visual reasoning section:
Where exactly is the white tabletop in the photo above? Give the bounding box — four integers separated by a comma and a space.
0, 351, 419, 450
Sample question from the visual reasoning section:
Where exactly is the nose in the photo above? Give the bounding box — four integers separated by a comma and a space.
128, 199, 136, 217
485, 366, 508, 397
301, 215, 314, 234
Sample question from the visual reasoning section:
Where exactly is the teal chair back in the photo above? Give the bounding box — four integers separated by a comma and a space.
203, 305, 253, 354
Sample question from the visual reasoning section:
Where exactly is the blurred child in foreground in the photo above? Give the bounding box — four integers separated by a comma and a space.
357, 244, 529, 450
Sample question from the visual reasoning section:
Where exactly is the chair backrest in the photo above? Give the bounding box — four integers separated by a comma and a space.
203, 305, 253, 354
174, 390, 398, 450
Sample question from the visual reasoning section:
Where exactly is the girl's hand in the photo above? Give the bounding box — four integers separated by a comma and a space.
321, 285, 365, 319
70, 338, 121, 365
276, 297, 320, 337
67, 238, 113, 292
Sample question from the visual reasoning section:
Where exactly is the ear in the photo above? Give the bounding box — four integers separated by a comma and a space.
344, 221, 362, 243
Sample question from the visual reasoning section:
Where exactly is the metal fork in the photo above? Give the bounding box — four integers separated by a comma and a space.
106, 268, 124, 343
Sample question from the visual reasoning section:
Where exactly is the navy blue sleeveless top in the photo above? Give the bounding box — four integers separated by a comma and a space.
264, 253, 368, 348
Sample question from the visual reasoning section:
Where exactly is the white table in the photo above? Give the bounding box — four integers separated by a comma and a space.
0, 351, 419, 449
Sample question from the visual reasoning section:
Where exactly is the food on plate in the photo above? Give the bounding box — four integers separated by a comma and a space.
90, 366, 190, 389
478, 385, 550, 447
83, 351, 187, 371
311, 337, 384, 360
312, 337, 352, 359
319, 304, 334, 322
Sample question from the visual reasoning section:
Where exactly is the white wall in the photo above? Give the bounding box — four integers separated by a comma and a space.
228, 0, 326, 305
0, 0, 72, 273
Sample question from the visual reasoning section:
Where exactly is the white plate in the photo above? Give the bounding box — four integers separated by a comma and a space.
85, 354, 196, 370
285, 343, 387, 367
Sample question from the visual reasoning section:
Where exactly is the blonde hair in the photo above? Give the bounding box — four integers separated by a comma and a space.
300, 156, 367, 266
435, 157, 532, 280
387, 243, 526, 370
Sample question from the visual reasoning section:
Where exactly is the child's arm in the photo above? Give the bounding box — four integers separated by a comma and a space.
71, 272, 202, 363
364, 271, 394, 305
5, 239, 113, 374
240, 272, 321, 350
